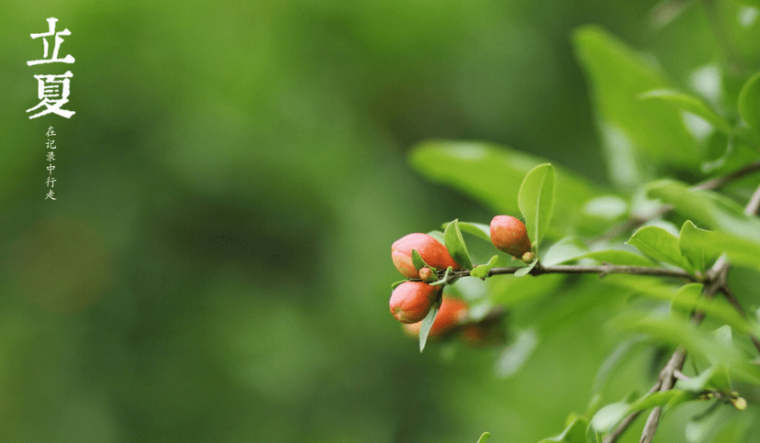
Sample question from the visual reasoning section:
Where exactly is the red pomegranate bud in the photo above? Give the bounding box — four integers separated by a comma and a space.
490, 216, 532, 258
391, 233, 460, 278
418, 267, 436, 282
389, 282, 440, 324
400, 296, 469, 337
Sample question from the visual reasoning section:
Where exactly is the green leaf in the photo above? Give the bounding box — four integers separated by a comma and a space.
679, 221, 715, 273
640, 89, 732, 134
476, 432, 491, 443
411, 249, 431, 271
408, 141, 596, 234
471, 255, 499, 278
518, 163, 556, 248
738, 71, 760, 132
590, 402, 629, 433
541, 237, 589, 266
679, 364, 731, 393
443, 219, 474, 269
426, 230, 445, 244
670, 283, 702, 323
647, 180, 760, 240
646, 180, 760, 271
456, 221, 493, 243
419, 298, 442, 352
591, 391, 696, 433
613, 310, 760, 385
495, 329, 538, 378
538, 417, 589, 443
573, 26, 697, 186
627, 226, 686, 268
514, 258, 538, 277
429, 266, 455, 287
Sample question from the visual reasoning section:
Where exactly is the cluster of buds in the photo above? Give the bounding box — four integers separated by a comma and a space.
389, 217, 533, 347
389, 233, 459, 323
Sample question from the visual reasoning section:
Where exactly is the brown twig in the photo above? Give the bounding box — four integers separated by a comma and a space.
442, 263, 696, 282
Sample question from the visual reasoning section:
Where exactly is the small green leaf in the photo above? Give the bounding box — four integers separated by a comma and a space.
514, 259, 538, 277
679, 364, 731, 393
640, 89, 732, 134
538, 416, 589, 443
679, 221, 714, 273
627, 226, 686, 268
476, 432, 491, 443
419, 298, 442, 352
471, 255, 499, 278
456, 221, 493, 243
429, 266, 454, 287
738, 71, 760, 132
391, 280, 406, 290
590, 402, 629, 433
411, 249, 431, 271
444, 219, 474, 269
518, 163, 556, 249
426, 230, 445, 244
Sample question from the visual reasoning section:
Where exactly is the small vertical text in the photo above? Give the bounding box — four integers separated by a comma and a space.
45, 126, 57, 201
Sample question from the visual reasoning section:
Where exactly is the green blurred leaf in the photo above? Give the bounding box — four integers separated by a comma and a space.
739, 71, 760, 132
640, 89, 732, 134
591, 390, 695, 433
592, 338, 646, 394
471, 255, 499, 278
456, 221, 492, 243
573, 26, 697, 185
476, 432, 491, 443
670, 283, 702, 323
679, 364, 732, 393
614, 310, 760, 385
542, 237, 589, 266
412, 249, 431, 271
646, 180, 760, 271
444, 219, 474, 269
518, 164, 556, 248
496, 329, 538, 378
627, 226, 687, 268
538, 416, 588, 443
589, 402, 629, 433
419, 298, 442, 352
679, 221, 715, 273
408, 142, 596, 233
514, 258, 538, 277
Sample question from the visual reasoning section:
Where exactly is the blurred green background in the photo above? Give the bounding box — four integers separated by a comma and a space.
2, 1, 760, 442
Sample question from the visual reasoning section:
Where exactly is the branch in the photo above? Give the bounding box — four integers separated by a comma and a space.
442, 263, 696, 282
607, 178, 760, 443
635, 180, 760, 442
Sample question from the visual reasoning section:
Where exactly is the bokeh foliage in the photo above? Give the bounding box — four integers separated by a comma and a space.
3, 1, 760, 442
